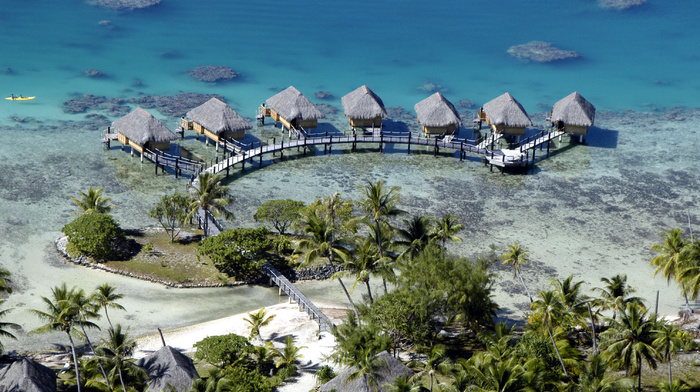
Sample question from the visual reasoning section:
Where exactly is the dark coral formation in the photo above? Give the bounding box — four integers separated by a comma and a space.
508, 41, 580, 63
88, 0, 161, 10
130, 92, 225, 117
185, 65, 238, 83
84, 68, 105, 78
457, 98, 475, 109
419, 81, 446, 93
314, 103, 338, 116
314, 91, 333, 100
63, 94, 131, 115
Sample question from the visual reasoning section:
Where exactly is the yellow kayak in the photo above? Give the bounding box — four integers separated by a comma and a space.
5, 96, 35, 101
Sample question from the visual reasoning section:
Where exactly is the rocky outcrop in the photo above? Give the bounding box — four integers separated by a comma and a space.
314, 91, 333, 100
508, 41, 580, 63
600, 0, 645, 10
88, 0, 161, 10
186, 65, 238, 83
84, 68, 105, 78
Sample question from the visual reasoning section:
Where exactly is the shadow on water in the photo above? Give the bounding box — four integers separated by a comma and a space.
383, 119, 410, 133
584, 126, 619, 149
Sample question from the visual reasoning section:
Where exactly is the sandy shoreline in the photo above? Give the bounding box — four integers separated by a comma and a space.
134, 302, 348, 391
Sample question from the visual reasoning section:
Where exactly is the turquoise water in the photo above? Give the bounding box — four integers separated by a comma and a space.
1, 0, 700, 352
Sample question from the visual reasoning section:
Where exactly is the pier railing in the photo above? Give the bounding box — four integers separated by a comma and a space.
261, 262, 334, 333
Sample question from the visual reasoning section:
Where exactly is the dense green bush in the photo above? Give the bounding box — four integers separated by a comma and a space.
193, 333, 254, 368
62, 213, 124, 260
197, 227, 271, 280
222, 365, 274, 392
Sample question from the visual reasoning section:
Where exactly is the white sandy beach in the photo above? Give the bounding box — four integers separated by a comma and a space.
134, 302, 348, 392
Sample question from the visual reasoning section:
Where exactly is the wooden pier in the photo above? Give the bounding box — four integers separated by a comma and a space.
261, 262, 334, 333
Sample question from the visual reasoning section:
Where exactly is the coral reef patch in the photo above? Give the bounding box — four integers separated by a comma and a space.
508, 41, 580, 63
186, 65, 238, 82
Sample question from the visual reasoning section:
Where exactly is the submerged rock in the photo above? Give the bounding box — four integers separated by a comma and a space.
186, 65, 238, 83
88, 0, 161, 10
84, 68, 105, 78
314, 103, 338, 116
314, 91, 333, 100
98, 20, 113, 28
600, 0, 646, 10
457, 98, 475, 109
129, 92, 225, 117
419, 81, 446, 93
508, 41, 580, 63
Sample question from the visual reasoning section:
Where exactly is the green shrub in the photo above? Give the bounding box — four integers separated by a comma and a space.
222, 365, 274, 392
62, 213, 123, 260
253, 199, 304, 235
197, 228, 271, 280
193, 333, 254, 368
271, 235, 293, 255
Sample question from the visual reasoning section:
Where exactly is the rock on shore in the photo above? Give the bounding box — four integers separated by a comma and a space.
508, 41, 580, 63
88, 0, 161, 10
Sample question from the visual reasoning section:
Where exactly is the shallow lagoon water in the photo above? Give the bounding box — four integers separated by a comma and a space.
1, 0, 700, 351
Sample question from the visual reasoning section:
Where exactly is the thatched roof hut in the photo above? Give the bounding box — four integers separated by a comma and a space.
136, 346, 199, 392
265, 86, 325, 131
319, 352, 414, 392
414, 92, 462, 135
481, 92, 532, 136
0, 357, 57, 392
342, 85, 388, 129
112, 107, 177, 152
184, 97, 251, 141
550, 91, 595, 135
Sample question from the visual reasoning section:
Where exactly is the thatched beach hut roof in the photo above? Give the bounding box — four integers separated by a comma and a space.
136, 346, 199, 392
112, 107, 177, 146
414, 92, 462, 127
0, 357, 57, 392
319, 352, 414, 392
341, 85, 388, 120
482, 92, 532, 127
185, 98, 252, 135
265, 86, 325, 121
551, 91, 595, 127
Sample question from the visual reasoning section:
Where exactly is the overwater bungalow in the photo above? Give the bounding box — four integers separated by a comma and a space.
112, 107, 178, 159
262, 86, 325, 132
414, 92, 462, 136
550, 91, 595, 135
319, 352, 414, 392
341, 85, 387, 130
182, 97, 251, 145
479, 92, 532, 136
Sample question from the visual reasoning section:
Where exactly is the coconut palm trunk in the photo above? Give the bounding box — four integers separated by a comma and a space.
78, 320, 111, 391
546, 324, 569, 379
517, 270, 533, 303
66, 332, 82, 392
337, 277, 359, 318
364, 280, 374, 303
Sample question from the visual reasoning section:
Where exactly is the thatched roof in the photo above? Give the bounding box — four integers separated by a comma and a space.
185, 98, 252, 135
266, 86, 325, 121
551, 91, 595, 127
112, 107, 177, 146
319, 352, 414, 392
482, 92, 532, 127
414, 92, 462, 127
341, 85, 388, 120
0, 357, 57, 392
136, 346, 199, 392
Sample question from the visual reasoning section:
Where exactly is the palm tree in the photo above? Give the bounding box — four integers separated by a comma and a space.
678, 238, 700, 300
599, 303, 657, 391
72, 186, 113, 214
31, 283, 86, 392
189, 368, 232, 392
335, 236, 382, 303
651, 228, 693, 311
366, 220, 397, 294
243, 308, 276, 342
652, 322, 688, 385
359, 180, 405, 260
0, 268, 12, 295
98, 324, 136, 392
463, 353, 529, 392
500, 242, 533, 303
395, 215, 434, 262
0, 301, 18, 352
529, 290, 570, 379
274, 335, 306, 378
551, 275, 590, 330
658, 380, 691, 392
92, 283, 125, 329
70, 288, 111, 391
409, 344, 449, 392
577, 353, 633, 392
593, 275, 644, 320
431, 213, 464, 248
187, 172, 234, 236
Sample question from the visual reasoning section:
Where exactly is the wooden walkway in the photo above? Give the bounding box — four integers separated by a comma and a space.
261, 262, 335, 333
202, 131, 486, 176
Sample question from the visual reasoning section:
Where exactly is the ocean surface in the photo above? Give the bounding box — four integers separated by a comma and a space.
1, 0, 700, 352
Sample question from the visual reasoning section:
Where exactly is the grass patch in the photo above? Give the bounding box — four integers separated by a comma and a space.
102, 229, 235, 286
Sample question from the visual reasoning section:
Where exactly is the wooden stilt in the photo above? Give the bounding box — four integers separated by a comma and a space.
272, 138, 276, 157
407, 132, 411, 155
